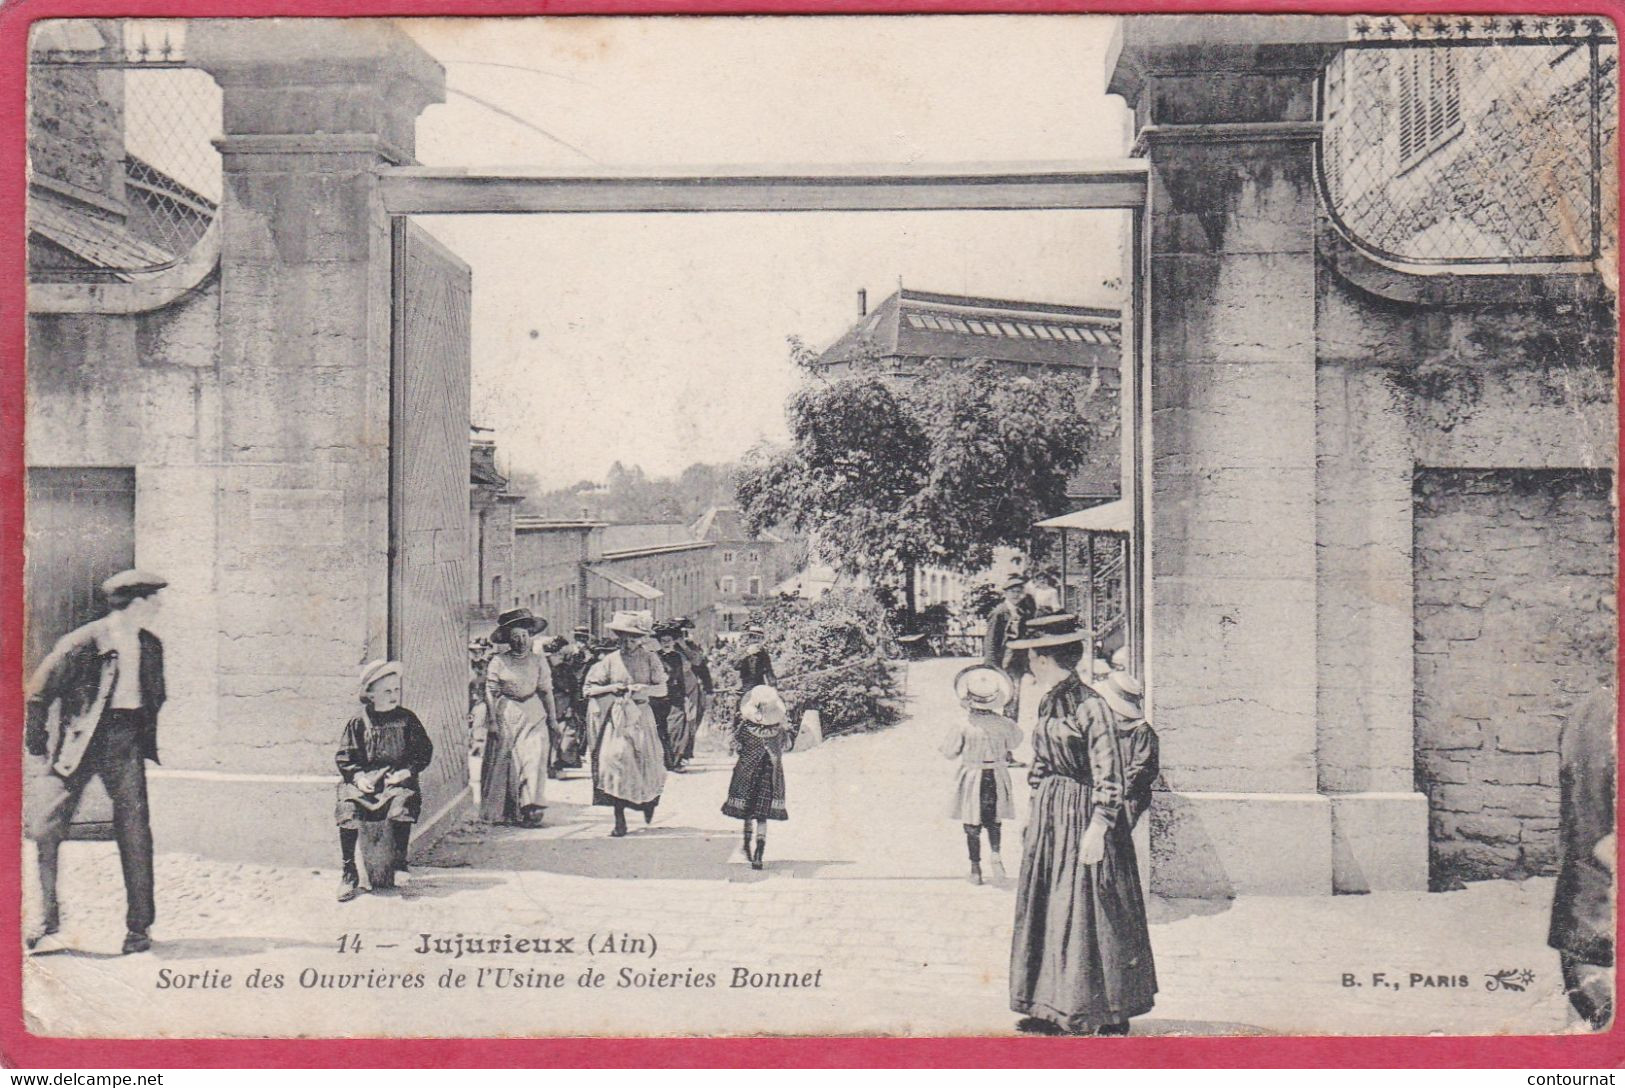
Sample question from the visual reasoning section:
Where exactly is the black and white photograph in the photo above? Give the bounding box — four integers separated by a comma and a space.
18, 11, 1619, 1040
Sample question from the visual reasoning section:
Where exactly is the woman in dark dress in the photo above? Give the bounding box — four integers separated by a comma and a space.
652, 622, 694, 772
1008, 615, 1156, 1036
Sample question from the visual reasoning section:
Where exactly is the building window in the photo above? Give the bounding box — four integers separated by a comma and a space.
723, 550, 735, 564
1398, 48, 1462, 170
748, 551, 760, 565
749, 576, 762, 596
491, 575, 503, 605
721, 576, 736, 594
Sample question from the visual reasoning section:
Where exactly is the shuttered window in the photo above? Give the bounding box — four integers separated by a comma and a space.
1398, 48, 1463, 169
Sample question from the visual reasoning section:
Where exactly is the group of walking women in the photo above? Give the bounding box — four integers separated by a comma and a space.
476, 607, 788, 864
478, 608, 706, 830
977, 572, 1162, 1038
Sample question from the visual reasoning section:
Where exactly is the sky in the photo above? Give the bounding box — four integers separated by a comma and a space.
398, 16, 1131, 489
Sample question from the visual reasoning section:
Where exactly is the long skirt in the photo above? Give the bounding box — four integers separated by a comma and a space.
592, 696, 666, 808
684, 688, 706, 759
1010, 775, 1156, 1032
663, 700, 695, 769
480, 694, 548, 822
722, 728, 788, 821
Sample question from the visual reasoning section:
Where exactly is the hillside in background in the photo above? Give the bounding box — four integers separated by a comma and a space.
511, 461, 741, 524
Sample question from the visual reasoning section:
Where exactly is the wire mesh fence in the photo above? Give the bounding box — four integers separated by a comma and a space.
28, 19, 222, 282
1318, 15, 1617, 267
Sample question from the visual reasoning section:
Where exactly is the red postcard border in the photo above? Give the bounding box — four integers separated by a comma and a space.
1, 0, 1622, 1068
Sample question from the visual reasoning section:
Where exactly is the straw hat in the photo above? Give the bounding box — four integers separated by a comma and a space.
953, 664, 1015, 711
608, 610, 654, 637
1094, 669, 1144, 721
740, 684, 787, 726
1007, 612, 1089, 650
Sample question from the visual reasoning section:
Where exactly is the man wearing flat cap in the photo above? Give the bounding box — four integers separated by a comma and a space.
25, 569, 169, 955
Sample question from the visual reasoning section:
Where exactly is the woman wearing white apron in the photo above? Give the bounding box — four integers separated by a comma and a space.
584, 611, 668, 837
480, 609, 556, 828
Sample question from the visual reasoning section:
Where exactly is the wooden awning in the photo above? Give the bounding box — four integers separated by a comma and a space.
1034, 499, 1131, 534
586, 565, 663, 601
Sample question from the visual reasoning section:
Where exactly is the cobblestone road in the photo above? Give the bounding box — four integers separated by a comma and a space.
24, 658, 1578, 1038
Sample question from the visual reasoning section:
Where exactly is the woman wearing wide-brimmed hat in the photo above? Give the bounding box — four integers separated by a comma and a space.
583, 611, 668, 837
480, 608, 556, 828
1007, 614, 1156, 1037
942, 664, 1024, 885
722, 684, 790, 870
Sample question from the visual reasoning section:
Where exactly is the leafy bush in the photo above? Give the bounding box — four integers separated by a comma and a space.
961, 579, 1003, 620
745, 589, 903, 736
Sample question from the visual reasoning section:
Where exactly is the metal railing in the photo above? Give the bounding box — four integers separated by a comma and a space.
29, 20, 221, 282
1317, 16, 1617, 268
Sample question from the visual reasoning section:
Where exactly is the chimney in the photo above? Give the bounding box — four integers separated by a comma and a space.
857, 288, 867, 317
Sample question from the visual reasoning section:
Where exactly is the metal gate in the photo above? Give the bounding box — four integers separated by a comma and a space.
390, 220, 473, 825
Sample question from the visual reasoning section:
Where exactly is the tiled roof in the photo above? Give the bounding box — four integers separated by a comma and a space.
816, 287, 1123, 372
601, 523, 696, 552
690, 506, 785, 544
28, 198, 175, 280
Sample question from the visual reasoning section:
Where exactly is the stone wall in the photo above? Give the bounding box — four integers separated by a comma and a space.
26, 285, 224, 775
1414, 467, 1615, 882
597, 545, 720, 637
514, 525, 594, 635
483, 500, 516, 609
28, 23, 127, 212
1326, 43, 1618, 265
1318, 239, 1617, 887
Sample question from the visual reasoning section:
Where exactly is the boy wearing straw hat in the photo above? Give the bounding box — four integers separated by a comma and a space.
942, 664, 1024, 885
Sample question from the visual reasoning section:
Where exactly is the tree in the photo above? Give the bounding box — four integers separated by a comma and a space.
737, 339, 1100, 627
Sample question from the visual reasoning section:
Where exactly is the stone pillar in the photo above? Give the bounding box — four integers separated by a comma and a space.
1314, 350, 1429, 893
1111, 16, 1430, 894
147, 22, 445, 864
1113, 17, 1343, 895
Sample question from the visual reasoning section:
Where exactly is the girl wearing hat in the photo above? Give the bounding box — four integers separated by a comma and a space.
722, 684, 790, 870
942, 665, 1025, 885
480, 609, 556, 828
583, 612, 669, 837
335, 661, 435, 901
1094, 670, 1158, 831
1007, 615, 1156, 1037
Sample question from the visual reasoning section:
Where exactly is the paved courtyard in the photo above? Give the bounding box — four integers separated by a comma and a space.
24, 659, 1579, 1038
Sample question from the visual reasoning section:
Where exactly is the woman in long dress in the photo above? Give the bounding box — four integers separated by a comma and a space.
584, 611, 668, 837
1008, 614, 1156, 1036
480, 608, 555, 828
654, 622, 695, 771
675, 618, 712, 761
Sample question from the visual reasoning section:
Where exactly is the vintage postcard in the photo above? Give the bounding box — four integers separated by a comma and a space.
12, 8, 1620, 1050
